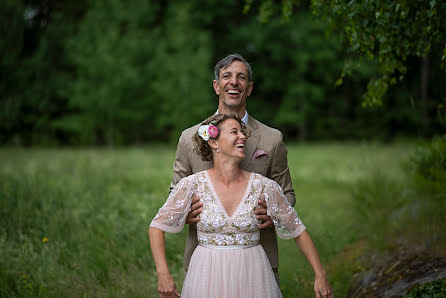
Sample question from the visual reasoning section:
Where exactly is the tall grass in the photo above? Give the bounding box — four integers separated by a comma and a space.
351, 137, 446, 251
0, 143, 414, 297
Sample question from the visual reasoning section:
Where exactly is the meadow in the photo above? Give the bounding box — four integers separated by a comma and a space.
0, 143, 415, 297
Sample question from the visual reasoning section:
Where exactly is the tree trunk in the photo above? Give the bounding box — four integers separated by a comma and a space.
420, 56, 429, 136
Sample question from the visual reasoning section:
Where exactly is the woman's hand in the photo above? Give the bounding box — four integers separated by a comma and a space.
157, 272, 181, 298
314, 273, 333, 298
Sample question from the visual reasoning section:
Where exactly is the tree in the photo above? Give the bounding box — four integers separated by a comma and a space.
59, 0, 213, 144
244, 0, 446, 107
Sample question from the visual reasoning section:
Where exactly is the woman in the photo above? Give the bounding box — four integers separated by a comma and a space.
149, 114, 332, 298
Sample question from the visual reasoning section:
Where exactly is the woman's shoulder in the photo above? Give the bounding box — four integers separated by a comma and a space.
251, 172, 281, 189
179, 171, 208, 185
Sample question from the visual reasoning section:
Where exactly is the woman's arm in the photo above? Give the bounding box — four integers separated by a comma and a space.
148, 227, 181, 298
294, 230, 332, 298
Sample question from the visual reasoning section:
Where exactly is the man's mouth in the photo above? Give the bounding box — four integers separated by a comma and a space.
227, 89, 240, 96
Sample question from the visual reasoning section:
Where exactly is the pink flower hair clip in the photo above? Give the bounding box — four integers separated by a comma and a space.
198, 124, 219, 141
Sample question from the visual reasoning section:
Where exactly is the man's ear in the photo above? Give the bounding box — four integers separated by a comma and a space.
247, 81, 254, 96
208, 138, 218, 150
213, 80, 220, 95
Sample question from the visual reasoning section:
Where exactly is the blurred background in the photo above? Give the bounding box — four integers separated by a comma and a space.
1, 0, 444, 146
1, 0, 446, 297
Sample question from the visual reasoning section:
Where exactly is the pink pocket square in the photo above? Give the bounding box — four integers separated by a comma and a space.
252, 149, 269, 159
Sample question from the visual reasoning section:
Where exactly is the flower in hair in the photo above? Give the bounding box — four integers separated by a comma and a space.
198, 124, 219, 141
208, 125, 219, 138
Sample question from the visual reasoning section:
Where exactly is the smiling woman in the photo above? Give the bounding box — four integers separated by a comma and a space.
148, 113, 333, 298
192, 114, 251, 162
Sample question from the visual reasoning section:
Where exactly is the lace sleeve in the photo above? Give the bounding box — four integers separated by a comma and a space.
149, 176, 194, 233
264, 179, 306, 239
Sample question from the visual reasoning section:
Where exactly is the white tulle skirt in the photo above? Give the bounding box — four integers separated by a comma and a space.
181, 244, 282, 298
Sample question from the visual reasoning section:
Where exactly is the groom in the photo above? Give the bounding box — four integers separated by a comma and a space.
170, 53, 296, 283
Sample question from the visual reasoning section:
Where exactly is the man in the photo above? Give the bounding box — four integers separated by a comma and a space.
170, 53, 295, 283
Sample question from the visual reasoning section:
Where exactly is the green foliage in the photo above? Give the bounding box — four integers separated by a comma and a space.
312, 0, 446, 106
246, 0, 446, 106
411, 136, 446, 184
59, 1, 213, 144
1, 0, 444, 145
351, 136, 446, 249
404, 279, 446, 298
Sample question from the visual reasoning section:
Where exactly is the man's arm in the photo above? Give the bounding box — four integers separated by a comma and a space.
270, 130, 296, 206
170, 132, 193, 191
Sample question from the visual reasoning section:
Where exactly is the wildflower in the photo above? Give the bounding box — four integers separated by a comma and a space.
42, 237, 48, 243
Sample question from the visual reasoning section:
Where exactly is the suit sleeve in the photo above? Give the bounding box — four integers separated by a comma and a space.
270, 131, 296, 207
170, 131, 193, 193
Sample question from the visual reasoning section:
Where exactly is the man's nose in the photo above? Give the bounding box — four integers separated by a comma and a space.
230, 76, 237, 85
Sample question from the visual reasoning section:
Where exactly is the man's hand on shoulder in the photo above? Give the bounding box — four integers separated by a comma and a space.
255, 199, 274, 229
186, 196, 203, 224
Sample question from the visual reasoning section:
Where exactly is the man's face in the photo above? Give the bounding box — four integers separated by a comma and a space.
213, 60, 253, 111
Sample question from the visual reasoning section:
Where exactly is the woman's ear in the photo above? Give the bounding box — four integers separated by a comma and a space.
208, 138, 218, 151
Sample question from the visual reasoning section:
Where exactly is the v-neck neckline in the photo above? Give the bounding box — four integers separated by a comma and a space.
205, 170, 254, 219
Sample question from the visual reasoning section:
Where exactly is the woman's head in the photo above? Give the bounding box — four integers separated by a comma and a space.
193, 114, 250, 161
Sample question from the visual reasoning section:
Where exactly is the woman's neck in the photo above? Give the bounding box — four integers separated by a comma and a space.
209, 160, 244, 187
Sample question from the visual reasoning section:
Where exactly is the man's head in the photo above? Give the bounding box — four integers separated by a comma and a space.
213, 54, 254, 118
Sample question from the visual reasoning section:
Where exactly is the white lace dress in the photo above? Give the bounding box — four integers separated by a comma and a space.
150, 171, 306, 298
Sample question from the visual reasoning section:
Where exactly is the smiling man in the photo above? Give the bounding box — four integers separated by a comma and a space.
169, 53, 296, 285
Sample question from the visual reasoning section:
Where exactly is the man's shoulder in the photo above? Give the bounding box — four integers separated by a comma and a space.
179, 123, 201, 143
249, 116, 282, 141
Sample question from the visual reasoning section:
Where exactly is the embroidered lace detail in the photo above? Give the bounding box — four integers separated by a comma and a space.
150, 171, 306, 245
197, 231, 260, 246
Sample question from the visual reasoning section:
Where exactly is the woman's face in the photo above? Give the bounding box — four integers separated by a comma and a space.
214, 119, 246, 160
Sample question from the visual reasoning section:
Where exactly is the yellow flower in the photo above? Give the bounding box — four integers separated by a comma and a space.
42, 237, 48, 243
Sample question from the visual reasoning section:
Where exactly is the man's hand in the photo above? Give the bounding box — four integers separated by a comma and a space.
255, 199, 274, 229
185, 196, 203, 225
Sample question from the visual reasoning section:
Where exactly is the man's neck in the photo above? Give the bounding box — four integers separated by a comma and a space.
217, 106, 246, 119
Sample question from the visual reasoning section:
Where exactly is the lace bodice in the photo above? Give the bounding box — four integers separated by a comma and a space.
150, 171, 306, 246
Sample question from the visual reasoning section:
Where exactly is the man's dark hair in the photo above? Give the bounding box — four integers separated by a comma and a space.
214, 54, 253, 82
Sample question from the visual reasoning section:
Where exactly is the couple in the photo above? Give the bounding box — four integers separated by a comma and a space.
149, 54, 332, 297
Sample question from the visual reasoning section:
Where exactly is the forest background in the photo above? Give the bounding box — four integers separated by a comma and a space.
1, 0, 445, 146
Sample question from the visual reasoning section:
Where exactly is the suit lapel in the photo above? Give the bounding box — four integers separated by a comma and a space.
240, 115, 260, 169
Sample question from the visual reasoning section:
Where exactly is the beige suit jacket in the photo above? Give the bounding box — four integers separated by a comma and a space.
170, 114, 295, 270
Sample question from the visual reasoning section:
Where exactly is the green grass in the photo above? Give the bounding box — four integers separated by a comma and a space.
0, 143, 414, 297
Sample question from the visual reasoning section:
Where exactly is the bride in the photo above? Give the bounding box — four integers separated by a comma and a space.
149, 114, 332, 298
